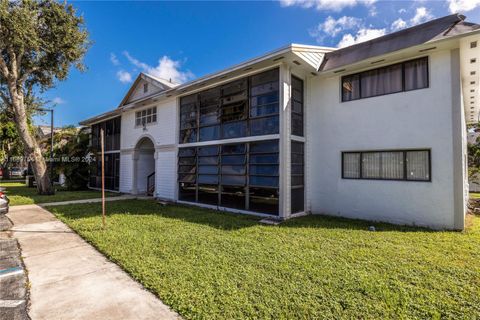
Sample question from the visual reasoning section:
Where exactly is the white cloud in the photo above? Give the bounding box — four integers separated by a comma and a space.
110, 53, 120, 66
337, 27, 386, 48
116, 70, 132, 84
410, 7, 433, 25
315, 16, 362, 38
398, 8, 407, 14
52, 97, 65, 105
391, 18, 407, 31
279, 0, 376, 12
123, 51, 194, 84
448, 0, 480, 13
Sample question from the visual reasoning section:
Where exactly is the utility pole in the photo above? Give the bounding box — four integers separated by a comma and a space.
38, 108, 54, 194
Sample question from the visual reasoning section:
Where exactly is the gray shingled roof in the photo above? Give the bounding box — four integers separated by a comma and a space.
320, 14, 480, 72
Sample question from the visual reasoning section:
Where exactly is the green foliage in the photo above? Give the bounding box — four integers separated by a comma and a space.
0, 112, 22, 174
50, 200, 480, 319
53, 126, 91, 190
468, 124, 480, 180
0, 0, 89, 94
0, 181, 119, 206
0, 0, 90, 194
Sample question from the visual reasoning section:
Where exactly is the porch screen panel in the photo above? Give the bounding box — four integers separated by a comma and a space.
220, 143, 247, 210
178, 147, 197, 202
198, 146, 220, 205
250, 69, 279, 136
89, 153, 120, 191
179, 95, 197, 144
89, 116, 121, 191
249, 140, 279, 215
291, 76, 304, 137
291, 141, 304, 213
178, 68, 279, 144
178, 140, 279, 215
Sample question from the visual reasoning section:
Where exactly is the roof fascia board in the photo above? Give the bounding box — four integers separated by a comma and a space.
79, 110, 120, 126
120, 63, 285, 111
175, 63, 284, 98
120, 46, 333, 109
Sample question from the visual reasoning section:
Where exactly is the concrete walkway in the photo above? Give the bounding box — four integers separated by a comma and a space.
7, 205, 180, 320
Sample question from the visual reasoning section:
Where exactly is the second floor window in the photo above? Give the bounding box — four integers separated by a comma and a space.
135, 107, 157, 126
342, 57, 428, 102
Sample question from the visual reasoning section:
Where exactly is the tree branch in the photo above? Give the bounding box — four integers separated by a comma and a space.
18, 66, 38, 84
0, 54, 9, 78
7, 47, 17, 78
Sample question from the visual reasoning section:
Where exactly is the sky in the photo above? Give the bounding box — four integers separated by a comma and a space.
35, 0, 480, 127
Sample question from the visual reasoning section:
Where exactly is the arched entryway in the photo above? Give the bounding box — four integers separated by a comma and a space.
133, 136, 155, 195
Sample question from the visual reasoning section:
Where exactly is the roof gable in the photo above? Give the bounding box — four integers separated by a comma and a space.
119, 73, 178, 107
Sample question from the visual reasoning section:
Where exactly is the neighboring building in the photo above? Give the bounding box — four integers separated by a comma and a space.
467, 130, 480, 144
81, 14, 479, 230
35, 125, 62, 141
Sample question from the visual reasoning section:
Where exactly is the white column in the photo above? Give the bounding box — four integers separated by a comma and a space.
279, 63, 292, 219
131, 151, 139, 195
154, 150, 159, 197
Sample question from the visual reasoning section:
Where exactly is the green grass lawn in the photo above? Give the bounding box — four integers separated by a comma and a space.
0, 181, 119, 206
50, 200, 480, 319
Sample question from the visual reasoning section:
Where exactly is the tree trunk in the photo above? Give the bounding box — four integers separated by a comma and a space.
11, 93, 53, 195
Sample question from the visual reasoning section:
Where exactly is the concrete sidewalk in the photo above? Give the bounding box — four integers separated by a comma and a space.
7, 205, 180, 320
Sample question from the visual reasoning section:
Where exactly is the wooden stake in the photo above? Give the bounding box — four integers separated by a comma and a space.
100, 128, 106, 229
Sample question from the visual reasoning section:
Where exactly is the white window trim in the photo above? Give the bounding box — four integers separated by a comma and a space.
135, 106, 158, 128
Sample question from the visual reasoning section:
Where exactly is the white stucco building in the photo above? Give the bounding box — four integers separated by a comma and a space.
81, 14, 480, 230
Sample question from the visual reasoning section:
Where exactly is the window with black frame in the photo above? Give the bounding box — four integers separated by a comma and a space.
291, 141, 304, 213
291, 76, 304, 137
342, 149, 431, 181
341, 57, 428, 102
177, 139, 279, 215
179, 68, 279, 143
135, 107, 157, 126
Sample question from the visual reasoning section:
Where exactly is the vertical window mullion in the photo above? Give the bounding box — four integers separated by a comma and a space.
358, 73, 362, 99
359, 152, 363, 179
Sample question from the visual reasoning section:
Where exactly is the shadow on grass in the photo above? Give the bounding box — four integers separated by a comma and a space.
2, 183, 119, 205
51, 199, 438, 233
